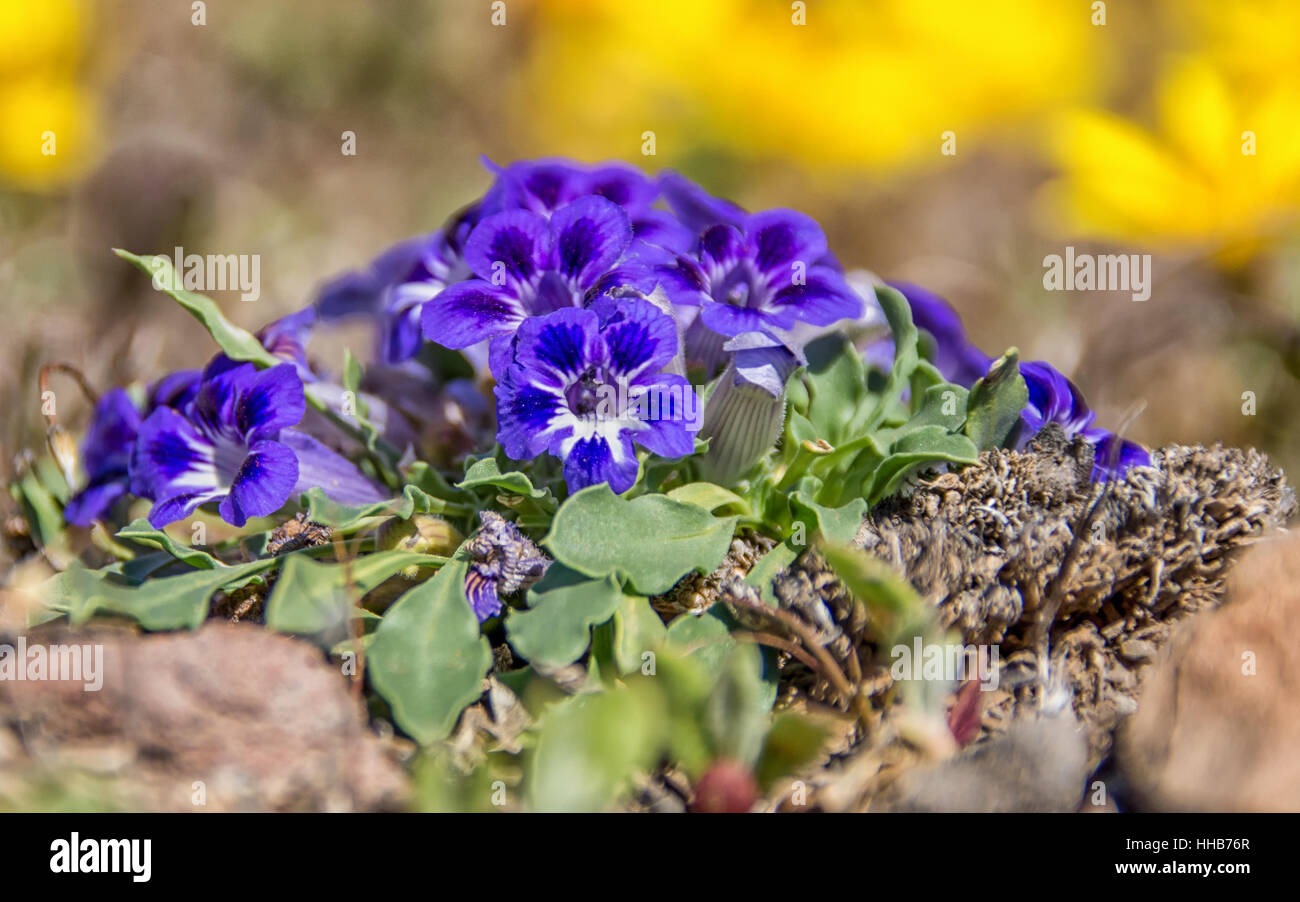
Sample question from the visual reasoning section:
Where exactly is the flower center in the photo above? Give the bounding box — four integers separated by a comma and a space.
565, 367, 606, 417
715, 261, 763, 309
212, 436, 249, 490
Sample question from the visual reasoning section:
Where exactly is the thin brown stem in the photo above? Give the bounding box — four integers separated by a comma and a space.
39, 363, 99, 427
730, 630, 825, 675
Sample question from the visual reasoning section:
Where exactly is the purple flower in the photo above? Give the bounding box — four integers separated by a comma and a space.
147, 370, 201, 411
463, 510, 549, 622
132, 361, 383, 528
1018, 360, 1151, 480
494, 298, 697, 494
63, 389, 143, 527
316, 226, 473, 365
874, 281, 1151, 480
378, 230, 473, 364
422, 196, 646, 376
1090, 432, 1152, 480
64, 370, 208, 526
482, 157, 694, 252
652, 210, 861, 372
1019, 360, 1101, 439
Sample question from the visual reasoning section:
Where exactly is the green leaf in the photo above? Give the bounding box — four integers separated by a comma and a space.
13, 468, 68, 554
116, 519, 225, 570
901, 382, 969, 433
367, 554, 493, 744
666, 603, 748, 678
796, 332, 870, 445
704, 649, 774, 767
964, 348, 1028, 451
457, 456, 553, 501
300, 484, 463, 531
543, 484, 738, 595
863, 426, 979, 504
789, 487, 866, 545
339, 348, 388, 455
506, 566, 624, 668
609, 593, 668, 675
527, 683, 666, 812
113, 249, 278, 367
755, 713, 830, 792
665, 482, 748, 514
264, 550, 445, 636
863, 283, 921, 433
57, 558, 279, 631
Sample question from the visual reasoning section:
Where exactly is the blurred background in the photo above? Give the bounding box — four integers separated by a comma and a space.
4, 0, 1300, 488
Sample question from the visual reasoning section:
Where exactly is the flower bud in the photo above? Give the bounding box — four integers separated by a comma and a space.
698, 332, 802, 485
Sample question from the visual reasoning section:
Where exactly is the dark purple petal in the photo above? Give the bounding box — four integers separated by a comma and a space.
495, 368, 568, 461
315, 234, 431, 320
462, 209, 549, 288
658, 170, 747, 234
218, 439, 298, 527
585, 164, 659, 209
258, 307, 316, 381
192, 362, 256, 437
630, 374, 699, 459
548, 195, 632, 288
563, 434, 638, 494
422, 279, 526, 349
1020, 360, 1096, 437
699, 301, 770, 337
148, 370, 202, 411
464, 569, 503, 622
80, 388, 142, 480
486, 334, 518, 380
481, 159, 583, 215
698, 224, 746, 273
512, 307, 602, 387
598, 298, 678, 383
530, 270, 579, 315
630, 209, 696, 254
379, 303, 426, 364
653, 254, 710, 308
745, 209, 827, 276
236, 363, 305, 442
148, 490, 224, 528
63, 480, 128, 527
281, 429, 386, 506
133, 406, 217, 502
768, 266, 862, 327
1091, 434, 1152, 481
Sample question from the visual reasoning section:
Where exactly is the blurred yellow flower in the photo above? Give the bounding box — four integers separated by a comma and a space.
0, 0, 83, 76
0, 0, 98, 191
512, 0, 1103, 173
1043, 55, 1300, 261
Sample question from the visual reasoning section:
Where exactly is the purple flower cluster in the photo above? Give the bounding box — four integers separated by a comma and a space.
67, 158, 864, 527
64, 314, 384, 530
884, 282, 1151, 480
317, 157, 863, 495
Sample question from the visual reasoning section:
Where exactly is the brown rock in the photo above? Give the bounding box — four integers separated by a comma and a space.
0, 622, 409, 811
1119, 531, 1300, 811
